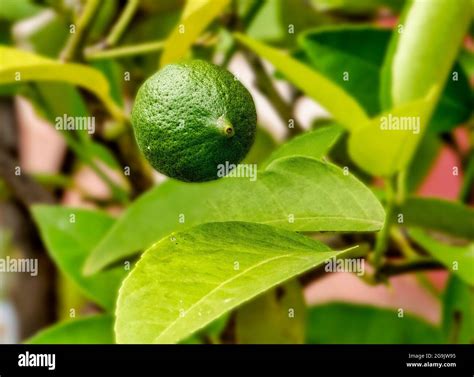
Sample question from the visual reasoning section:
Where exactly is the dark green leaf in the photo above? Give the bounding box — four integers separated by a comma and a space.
299, 25, 390, 115
306, 303, 442, 344
31, 205, 127, 310
442, 276, 474, 344
395, 198, 474, 241
26, 315, 114, 344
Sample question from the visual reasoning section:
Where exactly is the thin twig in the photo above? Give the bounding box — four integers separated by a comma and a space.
377, 258, 444, 278
372, 178, 395, 269
222, 0, 265, 67
85, 41, 165, 61
243, 51, 304, 137
105, 0, 140, 47
60, 0, 101, 61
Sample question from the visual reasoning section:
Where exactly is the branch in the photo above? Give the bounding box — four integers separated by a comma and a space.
243, 51, 304, 137
85, 41, 164, 61
377, 258, 444, 279
105, 0, 140, 48
60, 0, 101, 61
0, 149, 54, 206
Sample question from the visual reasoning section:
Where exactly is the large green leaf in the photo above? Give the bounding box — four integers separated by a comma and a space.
395, 198, 474, 241
409, 229, 474, 286
442, 276, 474, 344
306, 303, 442, 344
0, 46, 125, 120
160, 0, 230, 66
26, 315, 114, 344
234, 33, 369, 131
85, 157, 384, 274
115, 221, 357, 344
235, 280, 306, 344
0, 0, 44, 21
261, 125, 343, 169
31, 205, 127, 310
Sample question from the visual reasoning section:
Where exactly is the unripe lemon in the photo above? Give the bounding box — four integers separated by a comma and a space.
131, 60, 257, 182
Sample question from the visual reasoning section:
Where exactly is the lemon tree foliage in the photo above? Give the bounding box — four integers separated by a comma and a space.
85, 156, 385, 274
31, 206, 127, 311
5, 0, 472, 347
234, 33, 370, 131
115, 222, 357, 344
0, 46, 124, 120
297, 26, 471, 130
306, 303, 442, 344
160, 0, 230, 66
26, 315, 114, 344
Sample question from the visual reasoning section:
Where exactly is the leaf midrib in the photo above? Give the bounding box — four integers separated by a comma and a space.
153, 252, 311, 342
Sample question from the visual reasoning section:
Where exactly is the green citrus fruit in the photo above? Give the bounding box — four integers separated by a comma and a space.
131, 60, 257, 182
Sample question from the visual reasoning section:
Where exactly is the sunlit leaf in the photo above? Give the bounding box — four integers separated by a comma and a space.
348, 91, 439, 177
0, 46, 125, 120
261, 125, 343, 168
160, 0, 231, 66
381, 0, 471, 108
85, 157, 384, 274
115, 221, 357, 343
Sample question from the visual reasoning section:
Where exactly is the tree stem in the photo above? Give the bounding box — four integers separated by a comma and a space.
105, 0, 140, 47
85, 41, 165, 61
60, 0, 101, 61
372, 178, 395, 269
244, 52, 304, 137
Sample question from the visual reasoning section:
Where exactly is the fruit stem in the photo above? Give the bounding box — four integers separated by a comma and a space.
217, 117, 235, 138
